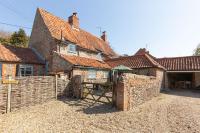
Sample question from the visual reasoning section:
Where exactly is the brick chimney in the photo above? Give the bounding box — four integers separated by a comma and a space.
101, 31, 107, 42
68, 12, 79, 29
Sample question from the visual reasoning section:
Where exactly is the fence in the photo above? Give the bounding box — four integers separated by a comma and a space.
0, 76, 70, 114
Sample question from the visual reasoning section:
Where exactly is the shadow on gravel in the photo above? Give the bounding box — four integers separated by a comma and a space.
82, 104, 117, 114
59, 98, 118, 114
161, 89, 200, 98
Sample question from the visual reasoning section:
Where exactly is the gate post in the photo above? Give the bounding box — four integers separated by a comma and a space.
115, 77, 130, 111
2, 76, 19, 113
55, 74, 58, 100
72, 75, 82, 99
7, 83, 11, 113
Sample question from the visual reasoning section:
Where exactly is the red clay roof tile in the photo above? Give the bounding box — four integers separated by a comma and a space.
105, 54, 164, 69
156, 56, 200, 71
38, 8, 117, 57
58, 53, 111, 69
0, 44, 44, 64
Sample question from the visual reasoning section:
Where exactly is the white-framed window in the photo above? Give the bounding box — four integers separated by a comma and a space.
88, 69, 97, 79
97, 53, 102, 60
19, 65, 33, 76
0, 63, 2, 79
103, 71, 109, 79
68, 44, 77, 53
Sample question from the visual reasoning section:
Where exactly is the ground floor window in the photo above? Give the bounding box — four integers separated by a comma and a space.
103, 71, 109, 78
88, 69, 97, 79
19, 65, 33, 76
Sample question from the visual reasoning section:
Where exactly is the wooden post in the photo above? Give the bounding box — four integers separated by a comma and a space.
6, 76, 12, 113
55, 74, 58, 100
6, 83, 11, 113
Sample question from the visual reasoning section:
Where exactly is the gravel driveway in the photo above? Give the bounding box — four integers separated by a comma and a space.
1, 89, 200, 133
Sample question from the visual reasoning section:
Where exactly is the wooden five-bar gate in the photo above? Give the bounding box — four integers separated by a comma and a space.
81, 82, 114, 104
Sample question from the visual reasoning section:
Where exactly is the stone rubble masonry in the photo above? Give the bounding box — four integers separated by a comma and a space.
115, 73, 161, 111
0, 76, 70, 114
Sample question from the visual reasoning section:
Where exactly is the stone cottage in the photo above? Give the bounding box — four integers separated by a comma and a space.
0, 44, 45, 79
106, 48, 200, 89
29, 8, 117, 81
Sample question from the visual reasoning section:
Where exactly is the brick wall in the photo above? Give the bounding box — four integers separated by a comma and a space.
115, 73, 161, 111
2, 63, 45, 79
0, 76, 70, 114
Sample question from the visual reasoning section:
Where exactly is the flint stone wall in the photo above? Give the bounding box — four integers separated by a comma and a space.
116, 74, 161, 111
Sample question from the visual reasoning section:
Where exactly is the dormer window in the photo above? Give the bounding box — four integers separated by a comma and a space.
68, 44, 77, 53
97, 52, 102, 60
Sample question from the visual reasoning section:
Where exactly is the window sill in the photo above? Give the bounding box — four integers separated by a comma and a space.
68, 51, 77, 54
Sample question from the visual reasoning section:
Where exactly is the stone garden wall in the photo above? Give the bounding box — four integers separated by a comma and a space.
115, 73, 161, 111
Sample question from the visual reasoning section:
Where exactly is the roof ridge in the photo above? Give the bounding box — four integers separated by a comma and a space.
0, 44, 32, 50
144, 54, 159, 66
144, 54, 165, 69
157, 55, 200, 60
105, 55, 144, 61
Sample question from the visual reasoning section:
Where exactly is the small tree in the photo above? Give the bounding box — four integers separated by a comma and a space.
194, 44, 200, 56
10, 28, 28, 47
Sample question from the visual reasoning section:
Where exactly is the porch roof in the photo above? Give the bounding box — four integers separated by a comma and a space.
58, 53, 111, 69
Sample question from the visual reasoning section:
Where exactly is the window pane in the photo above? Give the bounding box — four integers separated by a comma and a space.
88, 70, 96, 79
19, 65, 33, 76
20, 68, 25, 76
68, 44, 76, 53
97, 53, 102, 60
25, 66, 33, 76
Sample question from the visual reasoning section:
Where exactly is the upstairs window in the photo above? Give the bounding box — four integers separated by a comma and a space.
0, 63, 2, 79
68, 44, 77, 53
97, 53, 102, 60
19, 65, 33, 76
88, 70, 97, 79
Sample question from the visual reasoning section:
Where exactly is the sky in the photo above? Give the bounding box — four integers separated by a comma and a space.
0, 0, 200, 57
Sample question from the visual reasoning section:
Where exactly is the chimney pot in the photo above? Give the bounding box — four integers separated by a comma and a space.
73, 12, 77, 16
101, 31, 107, 42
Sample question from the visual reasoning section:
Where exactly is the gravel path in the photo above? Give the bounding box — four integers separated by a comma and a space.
1, 90, 200, 133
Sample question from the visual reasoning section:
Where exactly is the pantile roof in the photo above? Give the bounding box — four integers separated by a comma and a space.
58, 53, 111, 69
0, 44, 44, 64
157, 56, 200, 71
107, 48, 200, 72
38, 8, 117, 57
105, 54, 165, 69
